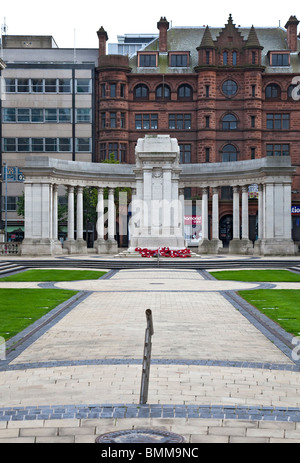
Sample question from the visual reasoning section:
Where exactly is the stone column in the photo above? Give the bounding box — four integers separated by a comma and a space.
95, 187, 107, 253
21, 182, 62, 256
106, 187, 118, 254
241, 186, 249, 240
202, 187, 209, 240
75, 186, 87, 254
67, 185, 75, 242
52, 184, 58, 241
201, 186, 222, 254
232, 186, 240, 240
212, 187, 219, 240
259, 181, 294, 255
179, 188, 185, 237
258, 184, 264, 240
108, 187, 115, 240
76, 186, 84, 241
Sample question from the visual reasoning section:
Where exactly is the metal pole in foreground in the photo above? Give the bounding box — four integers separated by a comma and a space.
140, 309, 154, 405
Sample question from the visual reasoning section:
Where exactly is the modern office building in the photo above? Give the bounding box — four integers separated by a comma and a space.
0, 35, 97, 240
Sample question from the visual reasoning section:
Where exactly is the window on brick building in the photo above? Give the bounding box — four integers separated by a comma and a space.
251, 116, 256, 128
270, 53, 289, 66
110, 112, 117, 128
222, 80, 238, 97
266, 144, 289, 156
205, 147, 210, 162
223, 51, 228, 65
120, 113, 126, 128
179, 144, 191, 163
134, 84, 149, 100
232, 51, 237, 66
266, 114, 290, 130
222, 114, 237, 130
169, 114, 191, 130
222, 144, 238, 162
251, 148, 256, 159
139, 54, 157, 67
135, 114, 158, 130
178, 84, 193, 100
170, 54, 188, 67
205, 85, 210, 97
110, 83, 116, 97
156, 84, 171, 100
265, 84, 281, 99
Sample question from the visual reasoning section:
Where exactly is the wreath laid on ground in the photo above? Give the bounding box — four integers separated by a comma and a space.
135, 247, 191, 258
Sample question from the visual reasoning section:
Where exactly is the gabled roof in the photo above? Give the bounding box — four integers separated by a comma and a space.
129, 21, 300, 74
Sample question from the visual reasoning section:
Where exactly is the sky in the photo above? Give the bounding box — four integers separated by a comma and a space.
1, 0, 300, 48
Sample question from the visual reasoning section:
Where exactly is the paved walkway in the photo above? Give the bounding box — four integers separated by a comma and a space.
0, 268, 300, 443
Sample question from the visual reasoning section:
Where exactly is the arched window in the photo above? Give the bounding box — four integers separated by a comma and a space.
232, 51, 237, 66
222, 114, 238, 130
265, 83, 281, 99
222, 144, 238, 162
178, 84, 193, 100
156, 84, 171, 100
223, 51, 228, 65
134, 84, 149, 100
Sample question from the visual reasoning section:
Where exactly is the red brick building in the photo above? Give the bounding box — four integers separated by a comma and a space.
95, 15, 300, 245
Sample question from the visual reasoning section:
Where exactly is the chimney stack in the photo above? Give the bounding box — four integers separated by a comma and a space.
285, 16, 299, 51
157, 17, 169, 52
97, 26, 108, 57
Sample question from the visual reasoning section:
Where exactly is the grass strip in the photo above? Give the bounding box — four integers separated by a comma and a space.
0, 288, 78, 341
210, 269, 300, 282
238, 289, 300, 337
0, 269, 106, 282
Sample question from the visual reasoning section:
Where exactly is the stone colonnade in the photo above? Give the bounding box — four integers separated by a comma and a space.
22, 181, 122, 255
20, 136, 297, 256
196, 182, 294, 255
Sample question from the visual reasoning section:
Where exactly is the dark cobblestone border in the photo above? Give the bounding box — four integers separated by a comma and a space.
2, 358, 299, 372
0, 404, 300, 422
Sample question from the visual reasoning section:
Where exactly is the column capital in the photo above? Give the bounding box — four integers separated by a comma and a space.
179, 188, 185, 196
212, 186, 219, 195
108, 187, 115, 195
233, 185, 240, 194
68, 185, 74, 193
241, 185, 249, 194
97, 186, 104, 194
202, 186, 209, 195
77, 185, 84, 194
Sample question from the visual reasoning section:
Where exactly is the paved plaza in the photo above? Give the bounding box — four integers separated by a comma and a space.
0, 265, 300, 443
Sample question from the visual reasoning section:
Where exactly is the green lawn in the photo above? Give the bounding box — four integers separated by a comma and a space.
210, 269, 300, 282
0, 269, 106, 282
238, 289, 300, 337
0, 289, 78, 341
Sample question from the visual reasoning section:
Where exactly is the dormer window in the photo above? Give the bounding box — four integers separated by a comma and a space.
169, 52, 189, 67
269, 52, 290, 66
138, 52, 158, 67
